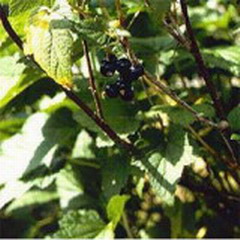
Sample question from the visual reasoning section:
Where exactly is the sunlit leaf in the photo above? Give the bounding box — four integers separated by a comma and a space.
53, 210, 106, 238
24, 4, 75, 88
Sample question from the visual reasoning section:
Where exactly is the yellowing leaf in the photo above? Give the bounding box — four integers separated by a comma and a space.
24, 6, 74, 89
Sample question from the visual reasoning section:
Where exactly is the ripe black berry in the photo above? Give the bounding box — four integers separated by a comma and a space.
116, 58, 132, 74
100, 60, 116, 77
130, 64, 144, 80
119, 84, 134, 101
105, 83, 119, 98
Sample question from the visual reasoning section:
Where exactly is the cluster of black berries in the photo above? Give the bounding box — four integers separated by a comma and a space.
100, 55, 144, 101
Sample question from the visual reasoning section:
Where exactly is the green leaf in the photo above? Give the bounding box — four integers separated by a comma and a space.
231, 133, 240, 141
107, 195, 130, 229
101, 157, 131, 199
53, 210, 106, 238
143, 104, 215, 127
0, 110, 76, 184
5, 190, 58, 213
228, 106, 240, 131
74, 100, 140, 135
0, 56, 42, 109
24, 4, 75, 88
74, 17, 107, 45
0, 180, 32, 209
0, 173, 57, 209
71, 130, 95, 159
9, 0, 55, 16
130, 36, 175, 54
0, 118, 25, 141
95, 222, 115, 240
0, 0, 10, 4
136, 126, 198, 205
204, 46, 240, 76
148, 0, 171, 25
56, 165, 84, 209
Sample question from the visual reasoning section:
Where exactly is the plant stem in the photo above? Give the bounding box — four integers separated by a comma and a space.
122, 211, 134, 238
0, 6, 134, 153
144, 73, 218, 128
0, 5, 23, 50
179, 0, 225, 120
179, 0, 238, 165
187, 125, 221, 159
60, 86, 134, 151
82, 40, 104, 119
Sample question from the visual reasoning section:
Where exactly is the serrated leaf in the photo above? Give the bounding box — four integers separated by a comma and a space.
56, 165, 84, 209
0, 109, 76, 184
204, 46, 240, 76
136, 126, 198, 205
24, 5, 74, 88
9, 0, 55, 16
53, 210, 106, 238
74, 17, 107, 45
228, 106, 240, 131
107, 195, 130, 229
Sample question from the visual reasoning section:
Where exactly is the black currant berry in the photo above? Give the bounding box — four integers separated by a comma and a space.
100, 60, 116, 77
116, 58, 132, 74
118, 72, 132, 84
119, 84, 134, 101
105, 83, 119, 98
130, 64, 144, 80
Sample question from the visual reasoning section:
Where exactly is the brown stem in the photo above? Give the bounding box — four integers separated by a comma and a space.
179, 0, 226, 120
60, 86, 134, 151
144, 73, 218, 128
0, 5, 23, 50
179, 0, 238, 165
82, 40, 104, 119
0, 5, 134, 152
187, 125, 222, 160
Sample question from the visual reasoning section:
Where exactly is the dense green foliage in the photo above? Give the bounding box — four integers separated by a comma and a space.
0, 0, 239, 238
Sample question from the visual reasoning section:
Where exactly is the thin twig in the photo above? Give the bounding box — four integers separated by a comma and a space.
179, 0, 238, 165
0, 6, 134, 152
0, 5, 23, 50
122, 211, 134, 238
179, 0, 225, 120
82, 40, 104, 119
60, 86, 134, 151
78, 1, 104, 119
115, 0, 124, 26
187, 125, 221, 159
144, 72, 218, 128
